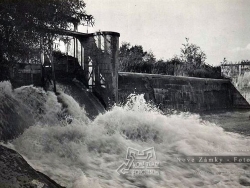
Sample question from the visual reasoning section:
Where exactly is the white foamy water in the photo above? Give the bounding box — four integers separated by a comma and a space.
1, 82, 250, 187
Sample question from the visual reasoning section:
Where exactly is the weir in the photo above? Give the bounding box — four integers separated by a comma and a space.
118, 72, 250, 112
11, 29, 120, 109
221, 63, 250, 103
9, 29, 250, 112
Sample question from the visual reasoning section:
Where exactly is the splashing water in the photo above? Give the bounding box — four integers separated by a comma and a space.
1, 81, 250, 187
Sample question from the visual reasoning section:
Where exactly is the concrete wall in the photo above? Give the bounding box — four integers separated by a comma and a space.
118, 72, 250, 112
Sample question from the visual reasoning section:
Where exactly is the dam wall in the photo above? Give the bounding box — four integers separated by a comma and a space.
9, 30, 120, 109
221, 63, 250, 104
118, 72, 250, 112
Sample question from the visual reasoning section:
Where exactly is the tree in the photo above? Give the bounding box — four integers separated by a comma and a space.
119, 39, 221, 79
119, 42, 153, 73
119, 42, 131, 71
178, 38, 206, 76
180, 38, 206, 68
0, 0, 93, 79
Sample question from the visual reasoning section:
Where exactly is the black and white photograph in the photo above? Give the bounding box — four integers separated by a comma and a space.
1, 0, 250, 187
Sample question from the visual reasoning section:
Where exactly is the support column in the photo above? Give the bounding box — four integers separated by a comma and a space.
81, 44, 84, 69
94, 34, 102, 88
76, 39, 79, 64
49, 39, 56, 93
80, 38, 91, 86
40, 37, 45, 86
50, 53, 57, 93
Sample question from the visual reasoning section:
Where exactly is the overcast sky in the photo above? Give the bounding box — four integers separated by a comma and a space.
83, 0, 250, 66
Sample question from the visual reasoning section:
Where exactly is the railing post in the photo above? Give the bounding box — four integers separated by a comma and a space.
49, 38, 57, 93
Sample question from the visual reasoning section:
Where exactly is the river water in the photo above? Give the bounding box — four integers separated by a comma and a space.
1, 81, 250, 187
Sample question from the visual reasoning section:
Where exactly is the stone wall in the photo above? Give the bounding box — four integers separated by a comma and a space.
118, 72, 250, 112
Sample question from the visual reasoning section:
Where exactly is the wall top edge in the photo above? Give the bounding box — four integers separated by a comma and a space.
118, 72, 230, 82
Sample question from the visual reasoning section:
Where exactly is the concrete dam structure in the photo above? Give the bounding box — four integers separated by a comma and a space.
118, 72, 250, 112
11, 29, 120, 109
8, 28, 250, 112
221, 62, 250, 103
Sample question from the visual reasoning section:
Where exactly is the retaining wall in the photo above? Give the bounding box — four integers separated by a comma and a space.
118, 72, 250, 112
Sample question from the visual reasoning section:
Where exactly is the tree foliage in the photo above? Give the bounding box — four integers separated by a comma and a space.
119, 42, 154, 73
0, 0, 93, 79
119, 39, 222, 79
180, 38, 206, 66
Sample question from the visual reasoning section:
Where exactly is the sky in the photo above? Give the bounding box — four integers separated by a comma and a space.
82, 0, 250, 66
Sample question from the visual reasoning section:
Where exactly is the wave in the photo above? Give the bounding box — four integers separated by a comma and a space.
1, 81, 250, 187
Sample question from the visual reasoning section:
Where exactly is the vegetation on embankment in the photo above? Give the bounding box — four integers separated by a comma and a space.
119, 38, 222, 79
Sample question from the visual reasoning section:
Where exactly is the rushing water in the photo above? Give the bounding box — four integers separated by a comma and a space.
1, 81, 250, 187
